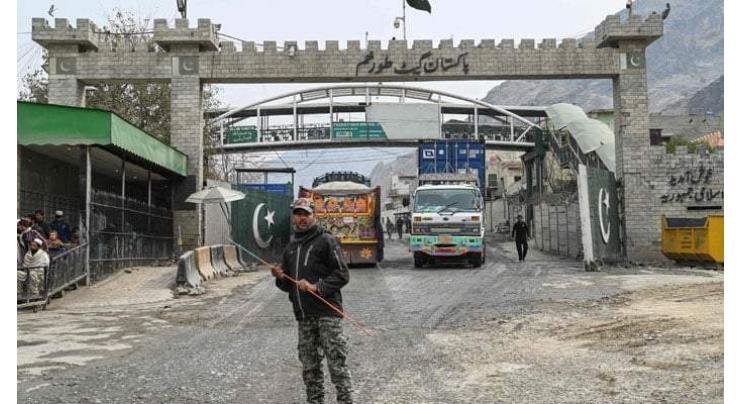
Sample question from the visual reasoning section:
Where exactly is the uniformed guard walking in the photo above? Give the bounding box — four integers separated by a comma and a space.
271, 197, 354, 404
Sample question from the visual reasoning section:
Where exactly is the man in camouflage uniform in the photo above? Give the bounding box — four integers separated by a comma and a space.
271, 197, 353, 404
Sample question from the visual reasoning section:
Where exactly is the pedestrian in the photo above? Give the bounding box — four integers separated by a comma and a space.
385, 217, 394, 240
49, 210, 71, 242
18, 218, 46, 261
47, 230, 66, 257
511, 214, 530, 262
395, 215, 404, 240
270, 197, 354, 404
33, 209, 51, 238
18, 238, 49, 296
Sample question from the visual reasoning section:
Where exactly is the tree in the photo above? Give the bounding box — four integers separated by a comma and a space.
17, 9, 224, 160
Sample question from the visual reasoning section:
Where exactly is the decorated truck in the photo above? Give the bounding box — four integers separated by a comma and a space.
409, 140, 486, 268
299, 172, 383, 266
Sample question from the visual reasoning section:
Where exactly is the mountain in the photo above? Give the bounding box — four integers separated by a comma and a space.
483, 0, 724, 114
369, 151, 416, 202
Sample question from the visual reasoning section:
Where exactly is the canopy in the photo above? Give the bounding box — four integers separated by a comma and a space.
545, 103, 616, 173
186, 186, 246, 204
545, 103, 588, 131
17, 101, 188, 177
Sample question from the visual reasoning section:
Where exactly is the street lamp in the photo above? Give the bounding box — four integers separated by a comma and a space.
394, 0, 407, 40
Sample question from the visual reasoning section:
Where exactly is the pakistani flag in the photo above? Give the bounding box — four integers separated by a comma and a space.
231, 186, 292, 263
407, 0, 431, 13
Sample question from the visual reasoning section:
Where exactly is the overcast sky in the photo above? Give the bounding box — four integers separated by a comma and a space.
18, 0, 626, 105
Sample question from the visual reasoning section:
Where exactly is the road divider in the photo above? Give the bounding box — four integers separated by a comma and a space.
175, 244, 260, 295
194, 246, 217, 281
175, 251, 202, 289
223, 245, 244, 272
210, 245, 232, 277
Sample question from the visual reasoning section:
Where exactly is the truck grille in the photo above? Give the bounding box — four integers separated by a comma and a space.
413, 223, 479, 235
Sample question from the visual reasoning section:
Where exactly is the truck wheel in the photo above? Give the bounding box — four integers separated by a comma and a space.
470, 253, 482, 268
413, 253, 425, 268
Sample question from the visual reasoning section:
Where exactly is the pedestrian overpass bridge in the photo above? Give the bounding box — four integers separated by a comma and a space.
206, 84, 549, 153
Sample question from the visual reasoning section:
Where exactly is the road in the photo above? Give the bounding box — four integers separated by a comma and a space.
17, 238, 724, 403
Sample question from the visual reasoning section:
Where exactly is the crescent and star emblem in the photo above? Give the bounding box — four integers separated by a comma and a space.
629, 54, 642, 67
253, 203, 275, 249
57, 58, 75, 74
598, 188, 611, 244
182, 60, 195, 72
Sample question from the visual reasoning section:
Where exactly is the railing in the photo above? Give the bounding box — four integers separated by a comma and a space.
18, 244, 90, 310
17, 265, 49, 308
89, 232, 174, 281
48, 244, 89, 296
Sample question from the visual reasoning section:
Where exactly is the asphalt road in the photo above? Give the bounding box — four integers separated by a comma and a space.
17, 237, 720, 403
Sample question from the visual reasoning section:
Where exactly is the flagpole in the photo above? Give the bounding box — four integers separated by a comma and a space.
402, 0, 407, 40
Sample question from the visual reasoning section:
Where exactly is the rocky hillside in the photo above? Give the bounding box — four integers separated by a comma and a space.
483, 0, 723, 114
369, 151, 416, 200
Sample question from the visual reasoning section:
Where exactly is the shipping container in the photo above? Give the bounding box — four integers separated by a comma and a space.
417, 140, 486, 190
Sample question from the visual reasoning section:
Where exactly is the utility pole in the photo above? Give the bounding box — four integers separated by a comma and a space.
402, 0, 407, 41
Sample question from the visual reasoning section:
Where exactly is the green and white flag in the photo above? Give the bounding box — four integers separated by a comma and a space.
231, 187, 292, 262
406, 0, 431, 13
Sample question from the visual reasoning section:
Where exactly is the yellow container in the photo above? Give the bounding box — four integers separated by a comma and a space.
661, 215, 723, 263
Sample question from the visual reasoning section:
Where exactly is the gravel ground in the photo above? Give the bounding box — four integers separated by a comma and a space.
17, 238, 723, 403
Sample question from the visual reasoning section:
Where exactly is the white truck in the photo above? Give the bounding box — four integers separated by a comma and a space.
408, 173, 486, 268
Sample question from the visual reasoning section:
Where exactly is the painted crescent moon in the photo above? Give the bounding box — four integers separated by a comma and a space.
598, 188, 611, 244
253, 203, 273, 249
59, 61, 71, 73
182, 60, 195, 72
629, 54, 642, 67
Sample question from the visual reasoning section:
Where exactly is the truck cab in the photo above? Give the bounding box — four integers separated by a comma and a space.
409, 178, 486, 268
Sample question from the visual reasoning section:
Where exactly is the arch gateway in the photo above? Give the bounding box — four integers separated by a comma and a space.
31, 13, 664, 261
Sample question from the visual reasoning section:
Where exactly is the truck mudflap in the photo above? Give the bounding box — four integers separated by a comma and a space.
409, 235, 483, 256
340, 244, 380, 264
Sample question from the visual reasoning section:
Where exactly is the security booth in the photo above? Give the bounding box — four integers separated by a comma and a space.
18, 101, 188, 284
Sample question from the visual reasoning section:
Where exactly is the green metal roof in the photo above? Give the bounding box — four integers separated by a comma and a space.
17, 101, 188, 177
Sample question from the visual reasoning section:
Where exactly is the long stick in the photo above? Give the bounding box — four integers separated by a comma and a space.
228, 239, 374, 336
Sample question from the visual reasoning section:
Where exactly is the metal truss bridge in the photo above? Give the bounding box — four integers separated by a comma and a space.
206, 84, 548, 153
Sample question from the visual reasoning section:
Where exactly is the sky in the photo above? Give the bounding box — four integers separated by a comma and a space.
16, 0, 628, 189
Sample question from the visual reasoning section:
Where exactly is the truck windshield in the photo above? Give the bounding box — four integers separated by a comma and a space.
414, 189, 480, 213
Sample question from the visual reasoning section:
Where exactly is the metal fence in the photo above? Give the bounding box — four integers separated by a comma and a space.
89, 190, 174, 281
48, 244, 89, 296
18, 189, 80, 228
17, 265, 48, 310
17, 244, 89, 311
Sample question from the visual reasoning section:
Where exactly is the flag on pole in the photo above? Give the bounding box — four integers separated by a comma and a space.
406, 0, 431, 13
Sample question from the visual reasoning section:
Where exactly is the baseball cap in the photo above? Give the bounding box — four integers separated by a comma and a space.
291, 198, 314, 214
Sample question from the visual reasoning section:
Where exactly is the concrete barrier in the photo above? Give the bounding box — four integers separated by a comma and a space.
194, 246, 216, 281
210, 245, 231, 277
223, 245, 244, 272
175, 251, 202, 288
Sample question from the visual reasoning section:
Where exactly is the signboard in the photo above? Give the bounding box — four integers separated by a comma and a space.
331, 122, 387, 140
238, 183, 293, 198
365, 103, 440, 139
226, 126, 258, 144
